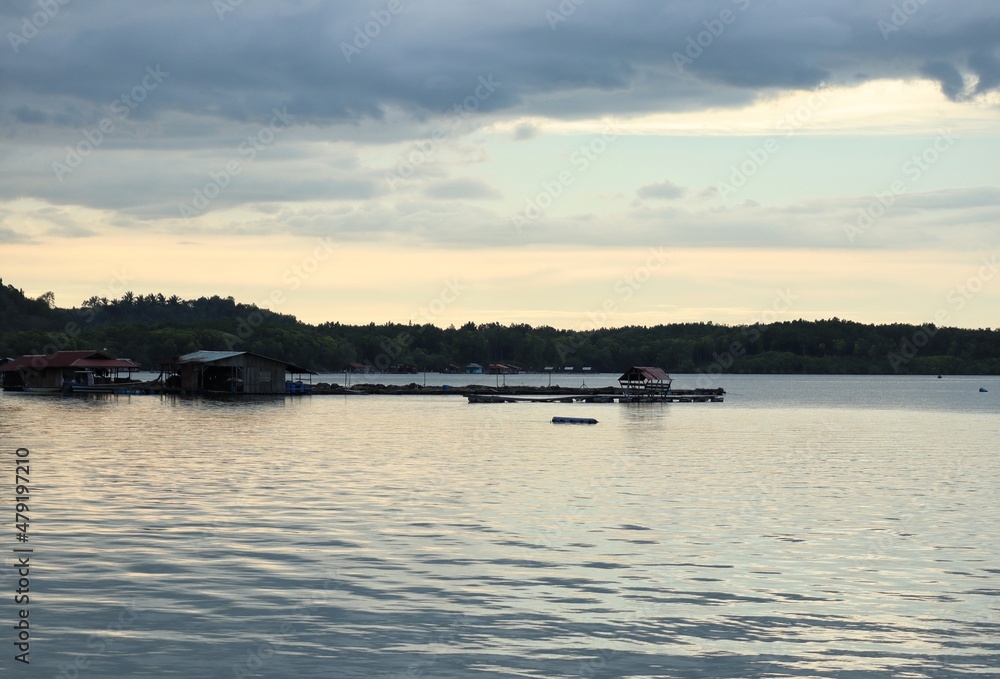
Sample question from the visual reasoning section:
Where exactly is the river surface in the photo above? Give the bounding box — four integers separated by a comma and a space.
0, 375, 997, 678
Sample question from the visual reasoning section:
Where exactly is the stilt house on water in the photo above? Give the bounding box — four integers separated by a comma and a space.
162, 350, 315, 394
618, 366, 673, 400
617, 366, 724, 402
0, 350, 141, 392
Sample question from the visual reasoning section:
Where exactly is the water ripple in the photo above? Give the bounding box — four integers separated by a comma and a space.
0, 382, 997, 677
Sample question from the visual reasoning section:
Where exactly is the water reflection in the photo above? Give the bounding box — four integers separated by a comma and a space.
0, 378, 997, 677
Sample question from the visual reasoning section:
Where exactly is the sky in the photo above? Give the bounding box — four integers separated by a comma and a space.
2, 0, 999, 330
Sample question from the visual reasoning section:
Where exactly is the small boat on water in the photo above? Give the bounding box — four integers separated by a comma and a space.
980, 387, 989, 392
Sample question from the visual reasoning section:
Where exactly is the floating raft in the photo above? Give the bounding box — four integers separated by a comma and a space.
552, 416, 598, 425
468, 389, 723, 404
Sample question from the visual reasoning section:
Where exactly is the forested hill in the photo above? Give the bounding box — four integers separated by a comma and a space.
1, 279, 998, 374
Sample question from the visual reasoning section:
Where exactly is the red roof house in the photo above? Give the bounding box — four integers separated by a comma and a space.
1, 350, 141, 392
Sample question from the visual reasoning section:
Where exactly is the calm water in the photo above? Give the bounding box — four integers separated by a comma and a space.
1, 375, 998, 678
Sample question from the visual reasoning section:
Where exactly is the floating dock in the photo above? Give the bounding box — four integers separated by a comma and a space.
467, 388, 723, 404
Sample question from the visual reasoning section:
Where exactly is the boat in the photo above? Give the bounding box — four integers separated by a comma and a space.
980, 387, 989, 393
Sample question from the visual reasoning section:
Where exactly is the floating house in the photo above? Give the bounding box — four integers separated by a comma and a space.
162, 350, 314, 394
618, 366, 673, 399
0, 350, 141, 393
486, 363, 521, 374
464, 363, 484, 374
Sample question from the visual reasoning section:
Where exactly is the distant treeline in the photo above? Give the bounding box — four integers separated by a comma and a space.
1, 279, 998, 375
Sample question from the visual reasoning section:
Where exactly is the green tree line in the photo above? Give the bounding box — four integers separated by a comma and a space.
1, 279, 998, 374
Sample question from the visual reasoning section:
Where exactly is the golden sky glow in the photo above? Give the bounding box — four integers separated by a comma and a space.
3, 2, 999, 331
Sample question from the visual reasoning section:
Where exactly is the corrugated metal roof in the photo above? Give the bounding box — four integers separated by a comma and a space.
170, 349, 315, 374
618, 366, 672, 382
174, 350, 246, 364
1, 351, 140, 372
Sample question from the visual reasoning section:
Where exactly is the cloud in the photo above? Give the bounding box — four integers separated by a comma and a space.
0, 1, 997, 255
11, 105, 47, 124
969, 52, 1000, 95
922, 61, 969, 101
0, 224, 31, 244
423, 178, 502, 200
636, 180, 687, 201
513, 123, 538, 141
135, 185, 997, 253
3, 1, 998, 131
34, 207, 98, 238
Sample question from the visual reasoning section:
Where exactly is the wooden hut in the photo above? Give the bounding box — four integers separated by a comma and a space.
618, 366, 673, 398
163, 350, 314, 394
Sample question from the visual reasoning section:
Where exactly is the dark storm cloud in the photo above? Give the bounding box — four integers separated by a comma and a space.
969, 52, 1000, 95
921, 61, 968, 101
1, 1, 997, 233
3, 0, 998, 131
